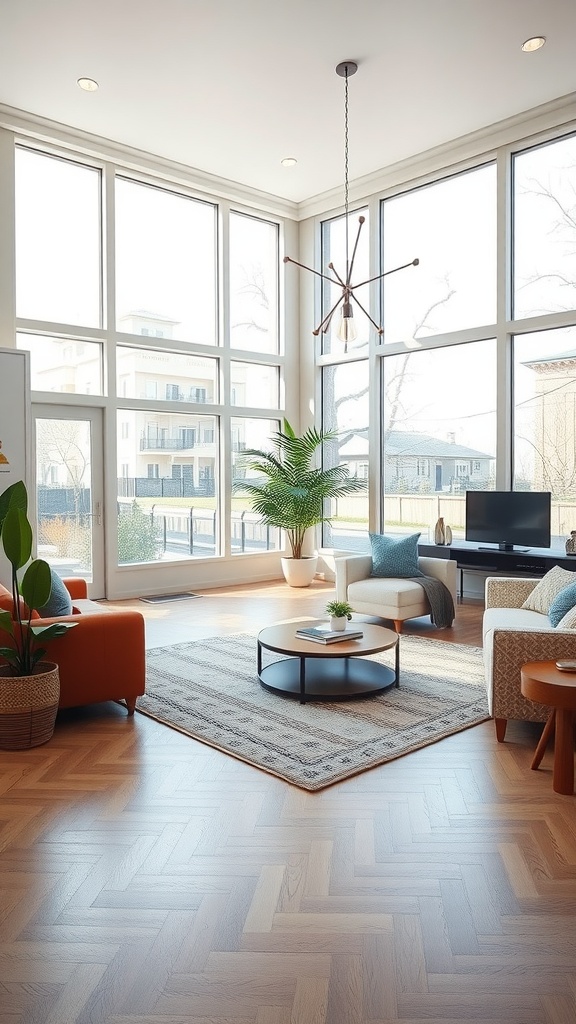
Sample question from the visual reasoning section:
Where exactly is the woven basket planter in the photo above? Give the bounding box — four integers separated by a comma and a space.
0, 662, 60, 749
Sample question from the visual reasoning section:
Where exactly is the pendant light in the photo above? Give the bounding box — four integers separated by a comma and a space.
284, 61, 419, 351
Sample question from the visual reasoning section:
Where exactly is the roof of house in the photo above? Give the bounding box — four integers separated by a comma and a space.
522, 348, 576, 368
339, 429, 494, 460
385, 430, 494, 460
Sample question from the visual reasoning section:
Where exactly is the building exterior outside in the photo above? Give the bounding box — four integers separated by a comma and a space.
339, 430, 494, 493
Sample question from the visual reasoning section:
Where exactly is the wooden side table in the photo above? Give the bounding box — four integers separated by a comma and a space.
520, 661, 576, 795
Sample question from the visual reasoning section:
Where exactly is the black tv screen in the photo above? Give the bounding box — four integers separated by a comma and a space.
465, 491, 551, 551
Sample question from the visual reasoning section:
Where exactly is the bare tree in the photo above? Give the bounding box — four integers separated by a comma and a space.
514, 158, 576, 496
231, 264, 270, 337
516, 163, 576, 315
36, 420, 89, 518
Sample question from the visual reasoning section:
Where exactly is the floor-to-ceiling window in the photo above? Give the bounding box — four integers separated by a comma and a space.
512, 134, 576, 543
10, 138, 290, 597
318, 129, 576, 553
5, 104, 576, 592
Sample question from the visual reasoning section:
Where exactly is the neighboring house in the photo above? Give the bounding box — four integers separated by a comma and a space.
35, 312, 256, 498
116, 313, 219, 494
339, 430, 494, 493
521, 348, 576, 495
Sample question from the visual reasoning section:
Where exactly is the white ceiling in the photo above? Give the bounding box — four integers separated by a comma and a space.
1, 0, 576, 205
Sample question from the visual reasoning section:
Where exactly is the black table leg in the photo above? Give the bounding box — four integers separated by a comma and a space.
395, 637, 400, 687
299, 656, 306, 704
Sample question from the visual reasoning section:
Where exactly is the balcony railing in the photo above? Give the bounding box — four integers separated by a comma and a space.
140, 438, 219, 452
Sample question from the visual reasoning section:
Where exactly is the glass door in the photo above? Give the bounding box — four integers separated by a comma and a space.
33, 406, 104, 598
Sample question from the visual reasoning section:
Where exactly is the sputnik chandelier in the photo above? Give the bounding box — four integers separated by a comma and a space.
284, 61, 419, 351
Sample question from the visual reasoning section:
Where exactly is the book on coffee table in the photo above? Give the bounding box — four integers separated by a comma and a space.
295, 625, 364, 644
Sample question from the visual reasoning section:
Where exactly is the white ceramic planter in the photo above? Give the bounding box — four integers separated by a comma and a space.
329, 615, 347, 631
280, 555, 318, 588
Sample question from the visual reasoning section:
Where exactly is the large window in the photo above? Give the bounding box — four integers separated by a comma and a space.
17, 334, 103, 395
15, 148, 101, 327
116, 347, 218, 403
10, 100, 576, 595
381, 341, 497, 540
116, 410, 219, 563
381, 165, 497, 344
11, 137, 288, 592
513, 327, 576, 541
322, 360, 369, 549
320, 208, 370, 355
229, 212, 279, 353
115, 177, 217, 345
230, 417, 281, 554
320, 140, 576, 558
513, 134, 576, 321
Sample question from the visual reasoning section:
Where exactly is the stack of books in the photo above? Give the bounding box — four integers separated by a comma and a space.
295, 624, 364, 645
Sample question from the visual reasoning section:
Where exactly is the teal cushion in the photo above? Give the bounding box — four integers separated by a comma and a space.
369, 532, 422, 578
549, 579, 576, 627
36, 567, 73, 617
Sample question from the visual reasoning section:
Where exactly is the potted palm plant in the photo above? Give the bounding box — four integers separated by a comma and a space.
0, 479, 76, 749
235, 419, 365, 587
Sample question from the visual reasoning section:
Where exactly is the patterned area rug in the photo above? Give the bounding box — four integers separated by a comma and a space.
138, 633, 489, 791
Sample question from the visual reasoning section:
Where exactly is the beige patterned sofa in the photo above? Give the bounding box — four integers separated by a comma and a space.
483, 576, 576, 741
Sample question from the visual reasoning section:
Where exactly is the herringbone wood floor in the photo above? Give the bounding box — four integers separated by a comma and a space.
1, 581, 575, 1024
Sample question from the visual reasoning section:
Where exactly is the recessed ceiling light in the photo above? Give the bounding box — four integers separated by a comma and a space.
77, 77, 99, 92
281, 157, 297, 167
521, 36, 546, 52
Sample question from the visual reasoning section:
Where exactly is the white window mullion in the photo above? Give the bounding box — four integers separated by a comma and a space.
495, 146, 513, 489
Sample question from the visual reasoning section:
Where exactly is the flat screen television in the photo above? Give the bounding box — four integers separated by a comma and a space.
465, 491, 551, 551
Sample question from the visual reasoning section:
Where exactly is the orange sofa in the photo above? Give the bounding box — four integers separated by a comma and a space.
0, 578, 146, 714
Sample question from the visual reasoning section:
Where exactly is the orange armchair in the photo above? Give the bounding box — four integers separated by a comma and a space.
0, 578, 146, 714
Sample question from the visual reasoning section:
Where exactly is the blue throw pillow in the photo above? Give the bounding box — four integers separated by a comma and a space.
369, 532, 422, 578
549, 579, 576, 627
36, 567, 73, 617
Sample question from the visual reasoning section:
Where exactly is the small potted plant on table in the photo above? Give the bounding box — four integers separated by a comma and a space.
326, 599, 354, 632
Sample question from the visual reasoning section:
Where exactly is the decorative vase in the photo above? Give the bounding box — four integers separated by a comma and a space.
280, 555, 318, 588
434, 517, 446, 545
0, 662, 60, 750
565, 531, 576, 555
445, 524, 452, 545
330, 615, 347, 631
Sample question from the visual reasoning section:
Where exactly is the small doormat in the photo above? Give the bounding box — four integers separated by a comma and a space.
140, 593, 200, 604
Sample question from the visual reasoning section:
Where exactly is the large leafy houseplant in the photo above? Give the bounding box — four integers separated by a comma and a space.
235, 419, 365, 560
0, 479, 75, 675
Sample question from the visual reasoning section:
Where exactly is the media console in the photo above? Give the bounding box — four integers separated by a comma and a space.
418, 540, 576, 601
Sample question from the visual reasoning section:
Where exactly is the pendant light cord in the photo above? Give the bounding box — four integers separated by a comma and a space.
284, 60, 419, 341
344, 66, 350, 284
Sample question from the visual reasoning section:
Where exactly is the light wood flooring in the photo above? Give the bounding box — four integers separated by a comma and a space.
1, 580, 575, 1024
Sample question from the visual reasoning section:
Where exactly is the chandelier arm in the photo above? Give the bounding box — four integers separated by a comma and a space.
283, 255, 341, 286
321, 308, 337, 335
313, 295, 344, 335
348, 293, 384, 335
345, 217, 364, 287
327, 263, 347, 289
353, 258, 420, 290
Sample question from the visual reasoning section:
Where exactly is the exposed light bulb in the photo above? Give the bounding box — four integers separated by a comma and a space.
336, 301, 358, 348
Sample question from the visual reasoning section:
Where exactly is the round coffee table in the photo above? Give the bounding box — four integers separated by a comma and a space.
520, 661, 576, 795
257, 621, 399, 704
